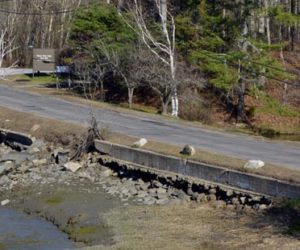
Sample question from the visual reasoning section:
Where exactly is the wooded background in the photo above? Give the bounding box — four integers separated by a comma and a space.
0, 0, 299, 133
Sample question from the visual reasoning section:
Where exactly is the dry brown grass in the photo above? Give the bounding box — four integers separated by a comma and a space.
0, 106, 300, 183
108, 133, 300, 184
98, 203, 300, 250
0, 106, 85, 146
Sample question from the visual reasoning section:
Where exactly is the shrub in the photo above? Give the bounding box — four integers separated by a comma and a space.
246, 106, 256, 120
179, 89, 212, 124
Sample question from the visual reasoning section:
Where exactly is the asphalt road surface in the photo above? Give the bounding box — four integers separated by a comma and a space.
0, 68, 33, 76
0, 84, 299, 170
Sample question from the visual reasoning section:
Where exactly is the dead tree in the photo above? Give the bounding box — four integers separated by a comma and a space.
71, 113, 104, 160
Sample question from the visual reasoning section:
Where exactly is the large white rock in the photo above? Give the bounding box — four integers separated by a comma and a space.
180, 145, 196, 156
64, 162, 82, 173
244, 160, 265, 170
32, 159, 47, 167
1, 199, 10, 206
133, 138, 148, 148
101, 169, 113, 177
0, 161, 14, 176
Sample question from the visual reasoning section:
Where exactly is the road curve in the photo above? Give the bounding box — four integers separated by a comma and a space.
0, 84, 299, 170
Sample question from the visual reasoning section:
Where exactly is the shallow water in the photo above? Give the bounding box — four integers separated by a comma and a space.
0, 207, 75, 250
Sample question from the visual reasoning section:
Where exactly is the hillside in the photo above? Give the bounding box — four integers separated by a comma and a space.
0, 0, 299, 138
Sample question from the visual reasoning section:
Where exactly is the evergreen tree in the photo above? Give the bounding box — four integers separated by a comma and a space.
176, 0, 292, 125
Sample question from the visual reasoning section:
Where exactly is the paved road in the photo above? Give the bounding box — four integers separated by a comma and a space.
0, 84, 299, 170
0, 68, 33, 76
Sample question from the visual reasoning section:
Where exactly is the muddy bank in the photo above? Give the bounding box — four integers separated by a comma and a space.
8, 180, 120, 247
1, 134, 299, 250
0, 141, 122, 247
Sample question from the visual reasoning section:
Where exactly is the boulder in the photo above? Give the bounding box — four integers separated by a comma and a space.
196, 193, 207, 203
156, 187, 167, 195
226, 189, 234, 197
1, 152, 31, 165
53, 149, 70, 164
101, 169, 113, 177
259, 204, 268, 210
156, 198, 170, 205
30, 124, 41, 132
17, 164, 31, 173
1, 199, 10, 206
137, 191, 148, 198
151, 180, 162, 188
28, 147, 40, 154
0, 176, 10, 186
211, 200, 226, 209
0, 161, 14, 176
32, 159, 47, 167
180, 145, 196, 156
207, 194, 217, 201
143, 196, 156, 205
244, 160, 265, 169
239, 196, 246, 204
133, 138, 148, 148
63, 162, 82, 173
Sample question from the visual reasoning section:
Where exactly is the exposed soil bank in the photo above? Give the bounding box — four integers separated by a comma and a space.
6, 180, 120, 247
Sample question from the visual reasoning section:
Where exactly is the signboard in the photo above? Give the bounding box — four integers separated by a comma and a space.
33, 49, 56, 72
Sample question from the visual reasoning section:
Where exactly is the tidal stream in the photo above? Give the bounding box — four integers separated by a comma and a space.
0, 207, 75, 250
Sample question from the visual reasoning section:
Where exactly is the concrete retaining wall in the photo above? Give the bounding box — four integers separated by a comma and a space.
95, 140, 300, 199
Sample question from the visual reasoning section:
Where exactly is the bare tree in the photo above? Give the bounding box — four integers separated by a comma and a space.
138, 50, 173, 114
100, 44, 144, 109
73, 56, 94, 100
0, 29, 18, 79
125, 0, 179, 116
73, 46, 111, 101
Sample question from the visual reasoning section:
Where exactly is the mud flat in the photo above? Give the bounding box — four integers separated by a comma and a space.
0, 206, 75, 250
0, 137, 299, 249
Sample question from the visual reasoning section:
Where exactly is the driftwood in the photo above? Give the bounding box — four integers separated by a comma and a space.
70, 114, 104, 160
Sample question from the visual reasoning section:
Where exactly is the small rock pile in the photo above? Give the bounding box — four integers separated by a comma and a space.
0, 140, 271, 210
0, 141, 72, 192
96, 156, 272, 210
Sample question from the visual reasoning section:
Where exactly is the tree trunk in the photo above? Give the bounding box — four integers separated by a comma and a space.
162, 102, 168, 115
47, 14, 54, 48
263, 0, 271, 45
237, 88, 245, 122
59, 1, 67, 49
100, 80, 105, 101
128, 87, 134, 109
236, 78, 252, 127
171, 89, 178, 116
